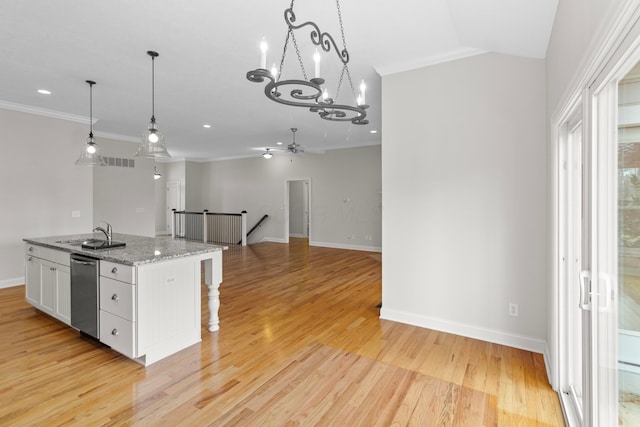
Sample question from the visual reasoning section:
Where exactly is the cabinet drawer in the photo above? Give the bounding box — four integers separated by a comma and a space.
24, 244, 41, 258
100, 261, 134, 284
100, 310, 136, 358
100, 277, 135, 321
24, 244, 70, 266
40, 247, 70, 266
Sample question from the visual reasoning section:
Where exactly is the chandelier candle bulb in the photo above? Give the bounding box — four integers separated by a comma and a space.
313, 48, 321, 78
359, 80, 366, 105
323, 88, 329, 101
271, 64, 278, 79
260, 37, 268, 70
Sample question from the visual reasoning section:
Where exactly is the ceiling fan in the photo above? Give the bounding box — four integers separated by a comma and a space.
262, 128, 324, 159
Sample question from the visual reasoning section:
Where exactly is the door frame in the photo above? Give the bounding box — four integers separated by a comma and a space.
283, 178, 311, 244
554, 94, 595, 426
552, 6, 640, 425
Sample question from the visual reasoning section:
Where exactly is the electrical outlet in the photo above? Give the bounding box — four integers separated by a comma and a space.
509, 303, 519, 317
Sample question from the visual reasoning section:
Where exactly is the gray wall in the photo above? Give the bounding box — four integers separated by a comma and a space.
546, 0, 619, 117
0, 109, 93, 286
154, 162, 167, 235
202, 145, 381, 250
185, 161, 204, 211
93, 138, 155, 237
381, 53, 547, 351
0, 109, 164, 285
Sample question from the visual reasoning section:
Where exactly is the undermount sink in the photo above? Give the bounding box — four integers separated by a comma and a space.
55, 238, 97, 246
81, 239, 126, 250
55, 238, 126, 250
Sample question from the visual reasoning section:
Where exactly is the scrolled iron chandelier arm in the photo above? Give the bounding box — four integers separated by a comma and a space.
285, 7, 349, 65
247, 0, 368, 125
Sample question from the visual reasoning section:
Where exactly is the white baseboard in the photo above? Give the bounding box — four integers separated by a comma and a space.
380, 307, 546, 354
262, 237, 287, 243
544, 342, 554, 390
289, 233, 307, 238
310, 240, 382, 253
0, 277, 24, 289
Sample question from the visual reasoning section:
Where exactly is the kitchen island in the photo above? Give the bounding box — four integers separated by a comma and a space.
23, 233, 224, 366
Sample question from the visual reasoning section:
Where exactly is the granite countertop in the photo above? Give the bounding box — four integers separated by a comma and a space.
23, 233, 224, 266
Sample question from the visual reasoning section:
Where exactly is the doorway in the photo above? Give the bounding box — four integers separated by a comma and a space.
167, 181, 181, 235
284, 178, 310, 244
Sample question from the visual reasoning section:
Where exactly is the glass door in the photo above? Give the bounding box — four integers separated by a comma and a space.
558, 107, 592, 426
617, 67, 640, 425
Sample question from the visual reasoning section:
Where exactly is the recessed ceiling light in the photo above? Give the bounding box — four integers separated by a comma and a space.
203, 124, 211, 128
370, 130, 378, 134
37, 89, 51, 95
276, 141, 283, 145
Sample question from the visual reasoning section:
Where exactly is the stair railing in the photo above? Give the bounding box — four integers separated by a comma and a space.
172, 210, 248, 246
238, 214, 269, 245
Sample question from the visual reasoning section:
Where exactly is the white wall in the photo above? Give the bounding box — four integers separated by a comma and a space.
154, 162, 167, 235
93, 138, 155, 237
0, 109, 93, 287
202, 145, 381, 250
381, 53, 547, 352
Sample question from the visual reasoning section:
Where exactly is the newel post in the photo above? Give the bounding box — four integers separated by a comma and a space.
171, 209, 176, 238
203, 210, 208, 243
241, 210, 247, 246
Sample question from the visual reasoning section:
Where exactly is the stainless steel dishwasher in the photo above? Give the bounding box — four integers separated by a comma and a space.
70, 254, 99, 339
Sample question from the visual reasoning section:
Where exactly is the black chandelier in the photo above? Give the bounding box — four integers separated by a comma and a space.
246, 0, 368, 125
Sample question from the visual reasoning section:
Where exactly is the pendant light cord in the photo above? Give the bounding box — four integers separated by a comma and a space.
86, 80, 95, 137
89, 83, 93, 136
151, 55, 155, 122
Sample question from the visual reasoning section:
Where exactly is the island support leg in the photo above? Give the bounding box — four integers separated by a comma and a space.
203, 251, 223, 332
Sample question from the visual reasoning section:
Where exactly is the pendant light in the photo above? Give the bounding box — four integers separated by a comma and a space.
135, 51, 170, 158
153, 165, 162, 179
75, 80, 105, 166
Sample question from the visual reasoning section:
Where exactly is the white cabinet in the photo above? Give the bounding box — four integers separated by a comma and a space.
24, 244, 71, 325
98, 257, 203, 366
99, 263, 136, 358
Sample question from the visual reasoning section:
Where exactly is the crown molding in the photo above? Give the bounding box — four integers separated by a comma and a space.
0, 99, 97, 124
374, 47, 486, 76
93, 131, 140, 144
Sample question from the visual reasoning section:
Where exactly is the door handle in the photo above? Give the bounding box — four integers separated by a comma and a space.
578, 270, 591, 311
598, 274, 613, 312
71, 259, 95, 266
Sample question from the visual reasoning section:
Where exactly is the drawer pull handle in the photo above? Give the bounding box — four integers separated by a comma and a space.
28, 256, 33, 261
111, 267, 118, 274
111, 329, 119, 336
28, 247, 33, 252
111, 294, 119, 301
50, 267, 56, 271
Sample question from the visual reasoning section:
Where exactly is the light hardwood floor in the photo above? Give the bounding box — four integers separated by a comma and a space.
0, 238, 564, 426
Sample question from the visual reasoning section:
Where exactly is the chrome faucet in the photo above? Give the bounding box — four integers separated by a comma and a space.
93, 221, 112, 244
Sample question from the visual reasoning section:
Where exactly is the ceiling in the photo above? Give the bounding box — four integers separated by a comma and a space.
0, 0, 558, 161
